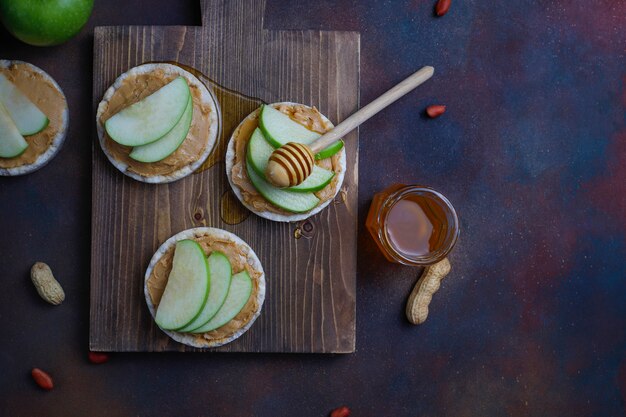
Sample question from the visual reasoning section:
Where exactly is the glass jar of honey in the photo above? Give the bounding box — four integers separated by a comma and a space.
365, 184, 459, 266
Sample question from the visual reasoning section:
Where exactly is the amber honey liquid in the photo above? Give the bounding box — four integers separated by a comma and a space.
160, 61, 264, 225
163, 61, 264, 171
385, 194, 447, 258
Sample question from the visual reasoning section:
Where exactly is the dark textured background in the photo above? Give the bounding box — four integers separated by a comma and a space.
1, 1, 624, 416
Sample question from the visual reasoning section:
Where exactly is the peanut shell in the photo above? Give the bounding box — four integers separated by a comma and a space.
30, 262, 65, 305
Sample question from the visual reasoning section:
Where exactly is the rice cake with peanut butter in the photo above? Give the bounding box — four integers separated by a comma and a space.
0, 60, 68, 176
226, 102, 346, 222
96, 63, 219, 183
144, 227, 265, 348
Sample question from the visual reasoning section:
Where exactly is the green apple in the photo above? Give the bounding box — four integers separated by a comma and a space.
246, 127, 334, 193
0, 0, 94, 46
105, 76, 190, 147
258, 104, 344, 159
155, 240, 210, 331
178, 251, 232, 333
246, 159, 320, 213
0, 102, 28, 158
192, 270, 252, 333
129, 96, 192, 163
0, 74, 48, 136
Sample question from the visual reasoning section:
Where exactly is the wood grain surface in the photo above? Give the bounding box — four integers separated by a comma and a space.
90, 0, 360, 352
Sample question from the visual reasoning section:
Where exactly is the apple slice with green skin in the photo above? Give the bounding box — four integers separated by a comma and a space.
246, 128, 274, 177
285, 165, 335, 193
178, 251, 232, 333
259, 104, 318, 145
155, 240, 210, 331
314, 140, 344, 160
191, 270, 252, 333
0, 102, 28, 158
246, 127, 335, 193
258, 105, 344, 159
0, 74, 49, 136
129, 96, 193, 163
246, 160, 320, 213
105, 77, 190, 146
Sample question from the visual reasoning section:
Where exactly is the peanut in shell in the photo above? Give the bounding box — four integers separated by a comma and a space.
30, 262, 65, 305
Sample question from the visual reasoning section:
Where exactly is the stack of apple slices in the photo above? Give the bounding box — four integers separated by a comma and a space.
155, 240, 252, 333
105, 77, 193, 163
0, 74, 49, 158
245, 105, 344, 213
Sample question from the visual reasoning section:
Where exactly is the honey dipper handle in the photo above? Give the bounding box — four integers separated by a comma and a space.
309, 66, 434, 154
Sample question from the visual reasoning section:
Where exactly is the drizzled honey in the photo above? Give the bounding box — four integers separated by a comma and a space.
158, 61, 262, 226
366, 184, 459, 266
161, 61, 264, 172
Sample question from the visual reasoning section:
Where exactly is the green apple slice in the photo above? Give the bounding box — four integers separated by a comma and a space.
0, 74, 49, 136
192, 270, 252, 333
259, 104, 318, 145
0, 102, 28, 158
286, 165, 335, 193
246, 127, 335, 193
258, 105, 344, 159
129, 96, 193, 162
105, 76, 190, 146
155, 240, 210, 331
246, 160, 320, 213
246, 128, 274, 177
314, 140, 344, 160
178, 251, 232, 333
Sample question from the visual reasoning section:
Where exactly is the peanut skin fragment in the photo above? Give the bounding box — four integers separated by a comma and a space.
435, 0, 451, 17
30, 262, 65, 305
406, 258, 451, 324
31, 368, 54, 390
426, 104, 446, 118
330, 406, 351, 417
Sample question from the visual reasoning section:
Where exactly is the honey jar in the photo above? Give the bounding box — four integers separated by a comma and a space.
365, 184, 459, 266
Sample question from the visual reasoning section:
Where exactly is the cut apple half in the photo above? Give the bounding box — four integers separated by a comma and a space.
0, 74, 49, 136
129, 96, 193, 163
192, 270, 252, 333
0, 102, 28, 158
258, 105, 343, 159
246, 127, 334, 193
246, 160, 320, 213
178, 251, 232, 333
105, 76, 190, 147
155, 239, 210, 331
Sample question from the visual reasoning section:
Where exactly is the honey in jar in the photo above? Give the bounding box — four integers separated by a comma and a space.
366, 184, 459, 266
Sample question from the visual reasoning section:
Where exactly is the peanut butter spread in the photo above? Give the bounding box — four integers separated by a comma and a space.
231, 104, 342, 214
147, 235, 262, 342
0, 63, 65, 169
100, 69, 212, 177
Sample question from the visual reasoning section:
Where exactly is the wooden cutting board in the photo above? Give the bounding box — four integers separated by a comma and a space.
90, 0, 359, 352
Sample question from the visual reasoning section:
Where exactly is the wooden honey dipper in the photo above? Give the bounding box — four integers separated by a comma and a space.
266, 66, 435, 188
